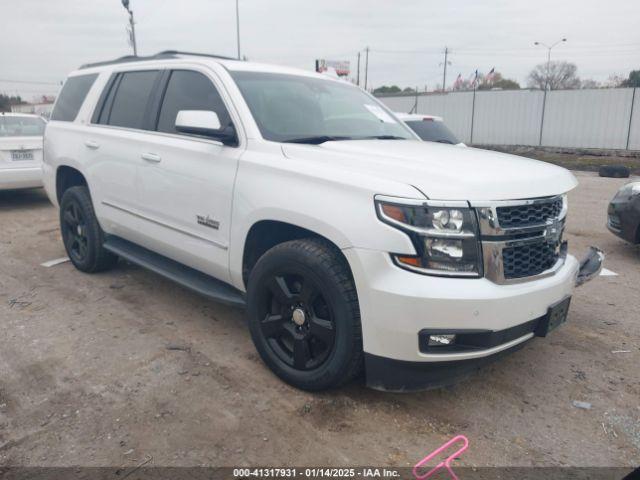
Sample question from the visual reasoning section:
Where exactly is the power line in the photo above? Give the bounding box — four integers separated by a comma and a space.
0, 78, 60, 86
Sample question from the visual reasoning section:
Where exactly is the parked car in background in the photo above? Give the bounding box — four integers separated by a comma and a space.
0, 113, 46, 191
43, 51, 602, 392
395, 113, 465, 146
607, 181, 640, 244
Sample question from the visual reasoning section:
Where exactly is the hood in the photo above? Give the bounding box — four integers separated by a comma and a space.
282, 140, 578, 201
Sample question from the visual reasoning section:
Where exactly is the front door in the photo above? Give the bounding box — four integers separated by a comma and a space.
135, 68, 242, 283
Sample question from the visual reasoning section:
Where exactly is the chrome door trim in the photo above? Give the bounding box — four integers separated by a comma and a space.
102, 200, 228, 250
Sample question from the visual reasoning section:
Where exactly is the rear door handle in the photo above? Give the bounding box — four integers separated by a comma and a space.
141, 152, 161, 163
84, 140, 100, 149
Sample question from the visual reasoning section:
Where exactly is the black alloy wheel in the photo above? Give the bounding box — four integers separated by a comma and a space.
62, 200, 89, 264
259, 272, 336, 371
247, 238, 363, 391
59, 186, 118, 273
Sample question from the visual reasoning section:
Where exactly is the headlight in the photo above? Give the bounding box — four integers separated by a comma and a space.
376, 197, 482, 277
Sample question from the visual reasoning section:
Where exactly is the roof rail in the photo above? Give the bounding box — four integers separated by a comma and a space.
79, 50, 237, 70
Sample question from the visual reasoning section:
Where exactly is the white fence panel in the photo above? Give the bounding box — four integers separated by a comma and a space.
472, 90, 543, 146
628, 89, 640, 150
377, 88, 638, 150
418, 92, 474, 143
542, 89, 634, 149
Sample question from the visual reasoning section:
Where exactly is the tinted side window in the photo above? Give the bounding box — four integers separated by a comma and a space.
157, 70, 231, 134
108, 70, 158, 129
51, 74, 98, 122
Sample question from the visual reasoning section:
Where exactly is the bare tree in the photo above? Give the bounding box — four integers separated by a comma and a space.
580, 79, 601, 89
527, 61, 581, 90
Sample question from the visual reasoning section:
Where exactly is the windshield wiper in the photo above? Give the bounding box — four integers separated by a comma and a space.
435, 139, 455, 144
359, 135, 407, 140
284, 135, 353, 145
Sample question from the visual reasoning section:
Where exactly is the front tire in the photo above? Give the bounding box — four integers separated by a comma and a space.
60, 186, 118, 273
247, 239, 363, 390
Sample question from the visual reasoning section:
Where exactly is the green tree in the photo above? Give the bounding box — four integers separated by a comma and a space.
0, 94, 24, 112
621, 70, 640, 88
373, 85, 401, 94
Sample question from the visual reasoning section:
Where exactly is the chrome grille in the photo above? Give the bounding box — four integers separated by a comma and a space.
496, 197, 563, 228
503, 241, 560, 279
473, 195, 567, 284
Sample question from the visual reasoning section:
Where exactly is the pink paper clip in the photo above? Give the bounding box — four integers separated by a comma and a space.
413, 435, 469, 480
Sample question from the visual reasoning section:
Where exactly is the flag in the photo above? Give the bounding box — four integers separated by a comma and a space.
471, 69, 479, 88
453, 73, 463, 89
486, 67, 495, 82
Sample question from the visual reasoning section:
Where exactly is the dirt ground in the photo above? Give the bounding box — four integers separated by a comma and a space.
481, 145, 640, 175
0, 171, 639, 469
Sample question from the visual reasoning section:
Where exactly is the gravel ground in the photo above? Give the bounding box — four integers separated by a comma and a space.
0, 171, 638, 469
480, 145, 640, 175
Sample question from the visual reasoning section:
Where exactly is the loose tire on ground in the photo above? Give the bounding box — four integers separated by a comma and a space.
59, 186, 118, 273
247, 238, 363, 390
598, 165, 630, 178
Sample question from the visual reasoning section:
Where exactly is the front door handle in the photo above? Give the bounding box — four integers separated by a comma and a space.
84, 140, 100, 149
141, 152, 161, 163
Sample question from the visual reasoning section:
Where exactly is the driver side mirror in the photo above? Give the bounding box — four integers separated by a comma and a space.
175, 110, 237, 146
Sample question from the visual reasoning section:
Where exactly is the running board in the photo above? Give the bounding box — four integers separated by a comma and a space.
103, 235, 246, 308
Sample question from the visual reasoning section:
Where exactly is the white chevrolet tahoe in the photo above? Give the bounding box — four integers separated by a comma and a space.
43, 51, 602, 392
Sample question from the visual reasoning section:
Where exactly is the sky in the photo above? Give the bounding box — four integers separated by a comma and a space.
1, 0, 639, 100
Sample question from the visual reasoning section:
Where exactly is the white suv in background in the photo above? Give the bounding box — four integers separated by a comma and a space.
395, 112, 465, 146
0, 113, 46, 190
42, 51, 601, 391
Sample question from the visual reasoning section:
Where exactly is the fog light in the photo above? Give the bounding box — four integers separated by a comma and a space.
428, 334, 456, 346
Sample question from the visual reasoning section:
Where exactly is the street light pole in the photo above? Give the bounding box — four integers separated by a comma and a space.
533, 38, 566, 91
236, 0, 241, 60
364, 47, 369, 91
533, 38, 566, 147
121, 0, 138, 56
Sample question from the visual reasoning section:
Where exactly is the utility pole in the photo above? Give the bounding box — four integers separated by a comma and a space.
441, 46, 449, 92
364, 47, 369, 91
236, 0, 241, 60
121, 0, 138, 56
356, 51, 361, 86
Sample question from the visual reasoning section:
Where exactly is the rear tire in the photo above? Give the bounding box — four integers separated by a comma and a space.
247, 238, 363, 390
60, 186, 118, 273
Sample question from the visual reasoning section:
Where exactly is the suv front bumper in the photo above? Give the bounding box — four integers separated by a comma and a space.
343, 248, 581, 391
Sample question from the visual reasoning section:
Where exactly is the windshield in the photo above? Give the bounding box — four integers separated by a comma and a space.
0, 116, 46, 137
230, 71, 414, 143
405, 119, 460, 144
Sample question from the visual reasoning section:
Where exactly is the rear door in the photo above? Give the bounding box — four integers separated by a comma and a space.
134, 67, 243, 282
87, 69, 161, 239
0, 115, 46, 170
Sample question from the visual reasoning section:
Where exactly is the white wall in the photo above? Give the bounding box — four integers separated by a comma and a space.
627, 89, 640, 151
419, 92, 474, 143
542, 89, 633, 149
378, 87, 640, 150
473, 90, 544, 146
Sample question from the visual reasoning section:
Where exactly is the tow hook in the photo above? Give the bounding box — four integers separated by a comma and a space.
575, 246, 605, 287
